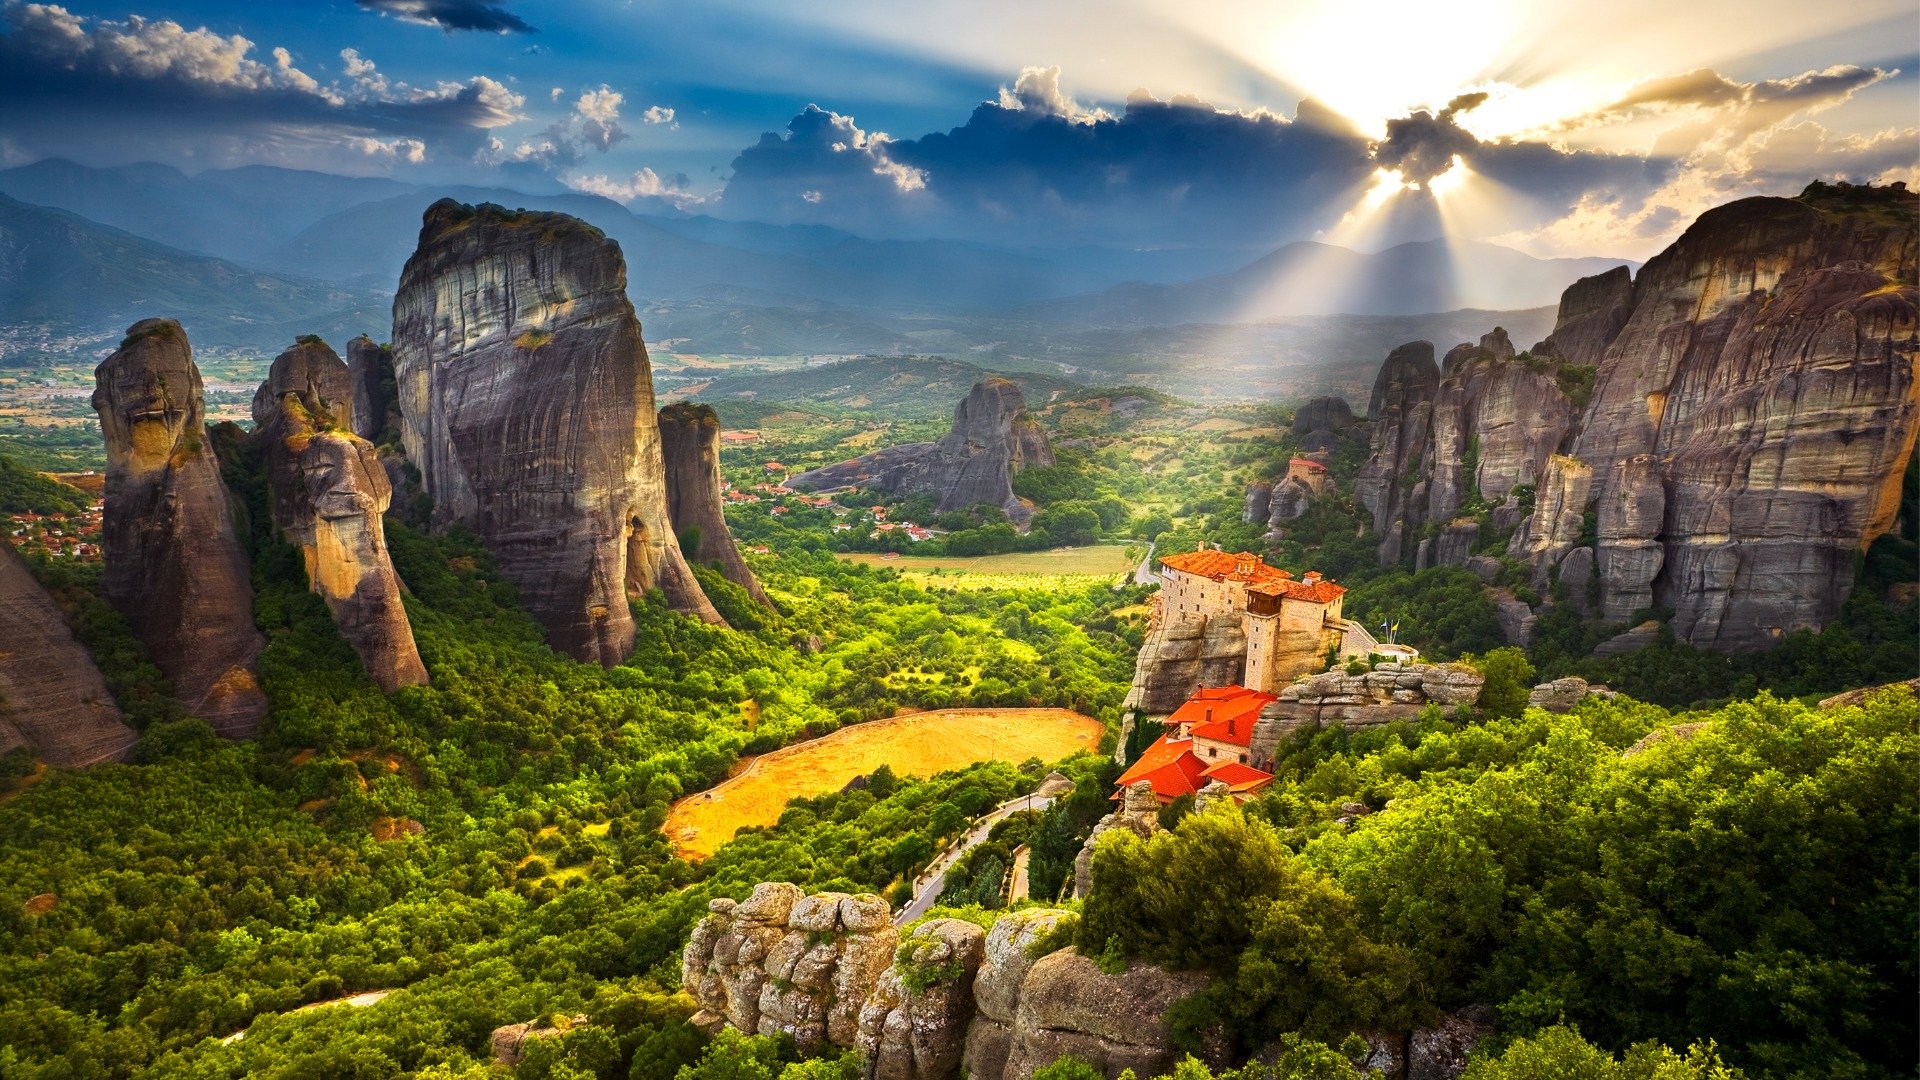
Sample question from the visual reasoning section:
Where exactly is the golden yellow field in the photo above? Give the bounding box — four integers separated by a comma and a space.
663, 708, 1103, 859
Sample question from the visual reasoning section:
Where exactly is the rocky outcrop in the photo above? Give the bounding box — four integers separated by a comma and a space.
1248, 662, 1484, 754
1120, 613, 1246, 715
1559, 185, 1919, 649
658, 402, 772, 607
1356, 342, 1440, 565
390, 199, 720, 665
1527, 676, 1614, 713
859, 918, 988, 1080
1492, 588, 1534, 646
1592, 620, 1663, 657
0, 544, 136, 766
1072, 780, 1162, 899
1293, 396, 1356, 438
92, 319, 267, 736
999, 950, 1215, 1079
1425, 330, 1575, 525
1267, 477, 1314, 527
1511, 455, 1593, 590
787, 379, 1052, 525
345, 335, 395, 443
252, 339, 427, 691
1243, 481, 1272, 524
1533, 266, 1634, 365
962, 910, 1073, 1077
682, 884, 897, 1053
491, 1014, 588, 1067
1817, 678, 1920, 710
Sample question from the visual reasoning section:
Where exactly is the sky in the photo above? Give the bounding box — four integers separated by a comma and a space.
0, 0, 1914, 258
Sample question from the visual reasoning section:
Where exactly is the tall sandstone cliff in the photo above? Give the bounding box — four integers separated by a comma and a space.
252, 338, 428, 691
658, 402, 772, 607
0, 544, 137, 766
92, 319, 268, 736
1360, 183, 1918, 651
787, 378, 1053, 525
390, 200, 720, 665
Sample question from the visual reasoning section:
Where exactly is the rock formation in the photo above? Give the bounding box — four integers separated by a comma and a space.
1246, 662, 1485, 758
1527, 676, 1615, 713
1532, 266, 1634, 366
1121, 613, 1248, 715
1355, 341, 1440, 565
252, 338, 427, 691
92, 319, 268, 736
787, 379, 1052, 525
1556, 186, 1919, 648
1360, 184, 1919, 653
345, 335, 396, 443
0, 544, 137, 766
390, 199, 720, 665
859, 918, 988, 1080
996, 949, 1216, 1079
1293, 395, 1356, 439
658, 402, 772, 607
681, 884, 897, 1052
1243, 481, 1272, 524
1072, 779, 1163, 898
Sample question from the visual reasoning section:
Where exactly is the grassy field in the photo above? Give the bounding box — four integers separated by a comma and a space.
837, 544, 1138, 575
663, 708, 1103, 859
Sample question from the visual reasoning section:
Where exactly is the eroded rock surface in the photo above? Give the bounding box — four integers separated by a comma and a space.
1072, 780, 1162, 899
346, 335, 396, 443
788, 379, 1051, 525
1000, 950, 1214, 1079
658, 402, 771, 607
1355, 341, 1440, 565
0, 544, 136, 766
682, 884, 897, 1053
1248, 662, 1484, 755
859, 918, 987, 1080
1120, 613, 1246, 715
253, 338, 427, 691
391, 199, 719, 664
92, 319, 267, 736
1533, 265, 1634, 365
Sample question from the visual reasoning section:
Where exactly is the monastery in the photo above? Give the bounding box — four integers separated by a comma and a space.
1115, 684, 1278, 804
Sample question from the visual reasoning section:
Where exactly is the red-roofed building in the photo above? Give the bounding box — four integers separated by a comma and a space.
1287, 456, 1331, 494
1143, 547, 1357, 700
1117, 686, 1277, 804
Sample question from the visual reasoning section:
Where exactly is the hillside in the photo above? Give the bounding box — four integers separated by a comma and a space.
690, 355, 1093, 419
0, 194, 387, 359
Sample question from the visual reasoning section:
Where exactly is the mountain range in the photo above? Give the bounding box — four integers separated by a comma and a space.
0, 159, 1634, 392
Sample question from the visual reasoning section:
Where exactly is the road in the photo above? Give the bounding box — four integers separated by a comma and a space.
1132, 540, 1159, 586
894, 792, 1053, 925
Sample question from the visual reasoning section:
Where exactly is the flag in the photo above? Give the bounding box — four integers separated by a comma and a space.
1390, 621, 1399, 635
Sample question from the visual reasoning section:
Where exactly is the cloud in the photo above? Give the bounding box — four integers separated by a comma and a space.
642, 105, 677, 128
568, 167, 709, 210
477, 84, 630, 167
996, 66, 1111, 124
0, 5, 524, 170
1372, 92, 1485, 186
354, 0, 534, 34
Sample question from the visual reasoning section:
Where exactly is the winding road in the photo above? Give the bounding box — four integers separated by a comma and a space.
894, 791, 1055, 925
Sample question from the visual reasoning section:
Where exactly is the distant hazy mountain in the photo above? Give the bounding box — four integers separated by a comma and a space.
690, 355, 1091, 420
0, 159, 410, 265
0, 193, 386, 356
1029, 240, 1636, 327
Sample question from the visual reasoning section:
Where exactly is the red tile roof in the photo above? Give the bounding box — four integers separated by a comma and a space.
1114, 736, 1209, 802
1246, 577, 1347, 603
1289, 457, 1328, 471
1160, 549, 1292, 584
1200, 760, 1275, 793
1170, 685, 1275, 748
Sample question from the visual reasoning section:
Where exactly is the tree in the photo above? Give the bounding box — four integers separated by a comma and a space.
1473, 647, 1535, 719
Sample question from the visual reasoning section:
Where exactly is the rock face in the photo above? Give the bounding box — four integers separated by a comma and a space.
1533, 266, 1634, 365
252, 339, 427, 691
1355, 342, 1441, 565
0, 544, 137, 766
1243, 481, 1272, 524
682, 884, 898, 1053
787, 379, 1052, 525
1248, 662, 1485, 757
1558, 186, 1920, 648
657, 402, 772, 607
1072, 779, 1163, 899
345, 335, 396, 443
1527, 676, 1614, 713
1293, 395, 1356, 438
859, 918, 988, 1080
1121, 613, 1247, 715
390, 200, 720, 665
1368, 185, 1919, 654
998, 950, 1214, 1079
92, 319, 268, 736
1267, 476, 1314, 527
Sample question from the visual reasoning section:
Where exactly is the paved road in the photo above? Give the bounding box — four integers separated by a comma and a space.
1132, 540, 1159, 586
894, 793, 1053, 925
1008, 844, 1032, 902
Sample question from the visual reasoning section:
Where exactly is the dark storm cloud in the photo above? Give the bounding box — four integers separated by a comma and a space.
711, 72, 1647, 250
355, 0, 535, 34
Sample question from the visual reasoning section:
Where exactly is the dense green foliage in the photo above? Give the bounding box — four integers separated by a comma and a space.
0, 452, 89, 514
1074, 689, 1918, 1077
